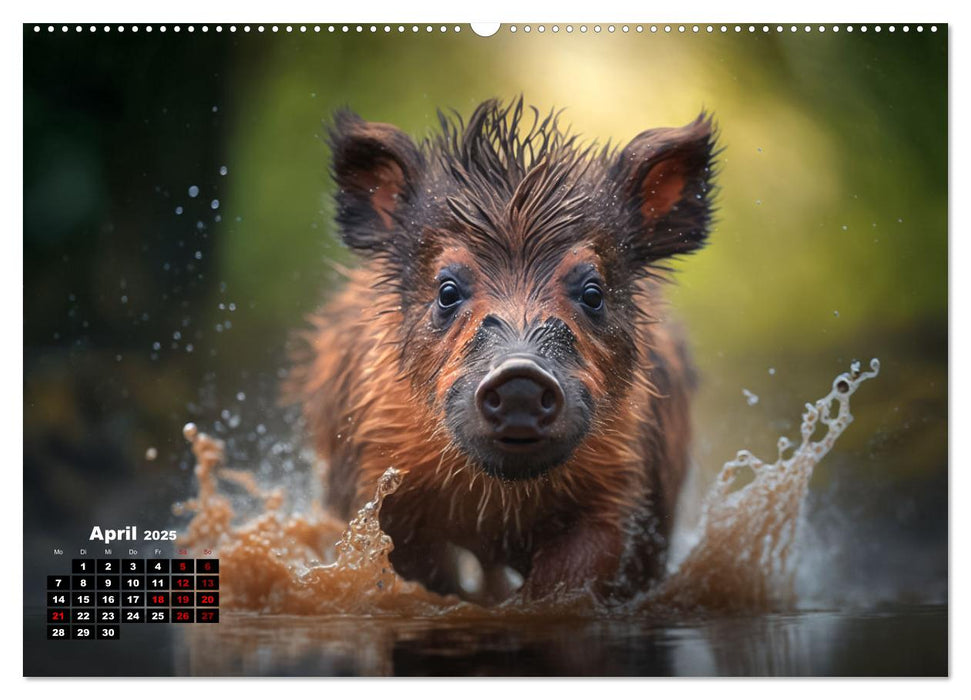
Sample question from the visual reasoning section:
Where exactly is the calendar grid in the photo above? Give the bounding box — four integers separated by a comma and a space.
46, 558, 219, 639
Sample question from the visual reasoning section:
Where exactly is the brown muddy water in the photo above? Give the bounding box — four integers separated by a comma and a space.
23, 359, 948, 676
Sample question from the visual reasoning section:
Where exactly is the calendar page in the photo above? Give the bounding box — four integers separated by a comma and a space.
23, 18, 948, 677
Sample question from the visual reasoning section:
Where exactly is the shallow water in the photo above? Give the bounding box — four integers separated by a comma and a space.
25, 359, 948, 677
24, 604, 946, 676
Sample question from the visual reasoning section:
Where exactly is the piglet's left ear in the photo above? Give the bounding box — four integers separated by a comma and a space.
611, 113, 717, 266
329, 109, 423, 255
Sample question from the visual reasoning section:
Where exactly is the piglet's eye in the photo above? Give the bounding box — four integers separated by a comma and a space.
580, 282, 604, 311
438, 280, 463, 309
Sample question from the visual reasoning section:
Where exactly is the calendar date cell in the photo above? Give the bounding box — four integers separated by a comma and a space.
122, 559, 145, 573
96, 559, 120, 574
122, 608, 145, 623
96, 625, 120, 640
71, 559, 94, 573
147, 576, 169, 590
97, 575, 120, 590
47, 625, 69, 639
147, 592, 169, 607
196, 592, 219, 607
147, 559, 170, 574
71, 625, 94, 640
47, 575, 70, 590
47, 592, 69, 606
147, 609, 170, 623
72, 592, 94, 607
72, 575, 94, 590
197, 559, 219, 573
196, 609, 219, 623
71, 609, 94, 623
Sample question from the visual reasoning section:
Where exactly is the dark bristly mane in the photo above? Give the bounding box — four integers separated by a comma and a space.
416, 99, 617, 289
432, 97, 583, 189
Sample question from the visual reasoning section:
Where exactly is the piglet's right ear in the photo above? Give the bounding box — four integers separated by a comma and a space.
611, 113, 717, 267
329, 109, 422, 254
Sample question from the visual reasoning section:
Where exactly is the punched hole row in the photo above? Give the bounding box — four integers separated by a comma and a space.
32, 24, 940, 35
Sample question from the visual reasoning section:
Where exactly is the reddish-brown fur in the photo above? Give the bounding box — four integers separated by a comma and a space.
289, 99, 717, 603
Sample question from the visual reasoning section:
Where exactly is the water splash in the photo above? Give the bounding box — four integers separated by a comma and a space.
650, 358, 880, 613
179, 424, 452, 615
176, 359, 879, 617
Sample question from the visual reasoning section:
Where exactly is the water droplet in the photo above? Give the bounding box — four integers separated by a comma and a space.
145, 447, 158, 461
236, 392, 246, 402
210, 199, 219, 210
188, 185, 199, 198
175, 206, 184, 215
742, 388, 760, 406
219, 165, 228, 176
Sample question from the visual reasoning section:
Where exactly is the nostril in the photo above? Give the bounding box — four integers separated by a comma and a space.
484, 390, 501, 410
475, 356, 565, 429
541, 389, 555, 411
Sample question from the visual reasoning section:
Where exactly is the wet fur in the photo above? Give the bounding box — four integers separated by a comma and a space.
289, 99, 716, 602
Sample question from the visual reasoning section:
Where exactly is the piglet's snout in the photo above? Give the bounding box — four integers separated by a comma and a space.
474, 355, 564, 439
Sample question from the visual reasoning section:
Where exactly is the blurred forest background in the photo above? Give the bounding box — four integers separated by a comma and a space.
24, 25, 947, 605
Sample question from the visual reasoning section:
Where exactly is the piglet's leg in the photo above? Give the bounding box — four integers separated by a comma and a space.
521, 524, 623, 600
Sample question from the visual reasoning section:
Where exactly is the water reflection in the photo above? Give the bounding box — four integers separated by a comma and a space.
168, 605, 945, 676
